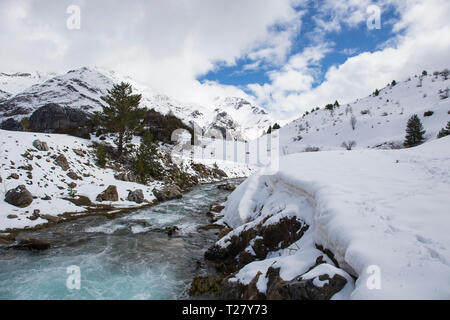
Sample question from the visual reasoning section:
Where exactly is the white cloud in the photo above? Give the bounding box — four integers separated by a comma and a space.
0, 0, 299, 106
249, 0, 450, 119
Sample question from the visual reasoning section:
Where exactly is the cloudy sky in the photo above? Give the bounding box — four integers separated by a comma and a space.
1, 0, 449, 119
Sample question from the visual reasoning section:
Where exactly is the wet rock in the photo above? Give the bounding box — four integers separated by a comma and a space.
5, 185, 33, 208
55, 154, 70, 171
166, 226, 179, 237
12, 238, 51, 251
153, 184, 182, 202
127, 189, 145, 204
7, 214, 18, 219
210, 204, 225, 213
41, 214, 62, 223
217, 183, 236, 191
0, 234, 15, 245
96, 185, 119, 202
32, 140, 49, 151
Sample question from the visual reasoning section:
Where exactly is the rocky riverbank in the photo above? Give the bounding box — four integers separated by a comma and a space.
0, 129, 253, 237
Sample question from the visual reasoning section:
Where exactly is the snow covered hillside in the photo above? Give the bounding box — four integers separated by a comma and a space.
209, 136, 450, 299
0, 129, 252, 233
278, 71, 450, 154
0, 67, 273, 141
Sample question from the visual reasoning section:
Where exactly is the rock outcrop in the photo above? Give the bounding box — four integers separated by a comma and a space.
11, 238, 51, 251
28, 103, 90, 133
219, 264, 347, 300
205, 217, 309, 273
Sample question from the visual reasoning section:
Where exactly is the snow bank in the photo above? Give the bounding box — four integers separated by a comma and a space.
220, 136, 450, 299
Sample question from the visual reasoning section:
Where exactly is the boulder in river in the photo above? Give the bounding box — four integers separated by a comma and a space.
217, 183, 236, 191
5, 185, 33, 208
153, 184, 182, 202
96, 185, 119, 202
11, 238, 51, 251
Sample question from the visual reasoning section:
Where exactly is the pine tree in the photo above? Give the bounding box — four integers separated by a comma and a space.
267, 126, 272, 134
135, 131, 164, 183
94, 82, 146, 156
437, 121, 450, 138
404, 114, 426, 147
272, 123, 281, 130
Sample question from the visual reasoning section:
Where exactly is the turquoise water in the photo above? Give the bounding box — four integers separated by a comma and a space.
0, 180, 241, 300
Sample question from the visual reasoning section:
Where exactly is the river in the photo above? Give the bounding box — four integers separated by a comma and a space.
0, 179, 243, 300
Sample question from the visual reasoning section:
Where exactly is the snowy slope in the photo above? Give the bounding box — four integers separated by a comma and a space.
278, 72, 450, 154
217, 136, 450, 299
0, 71, 56, 96
0, 129, 253, 233
0, 67, 273, 141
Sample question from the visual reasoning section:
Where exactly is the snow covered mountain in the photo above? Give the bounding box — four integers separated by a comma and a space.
277, 71, 450, 154
0, 67, 273, 141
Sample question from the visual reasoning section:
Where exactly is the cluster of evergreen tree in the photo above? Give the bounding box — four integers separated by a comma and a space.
267, 123, 281, 134
135, 131, 165, 184
94, 82, 165, 184
325, 100, 340, 111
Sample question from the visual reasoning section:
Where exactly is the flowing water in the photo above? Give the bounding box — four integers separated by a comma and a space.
0, 179, 243, 300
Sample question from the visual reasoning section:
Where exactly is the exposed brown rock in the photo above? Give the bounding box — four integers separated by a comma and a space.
96, 185, 119, 202
55, 154, 70, 171
5, 185, 33, 208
